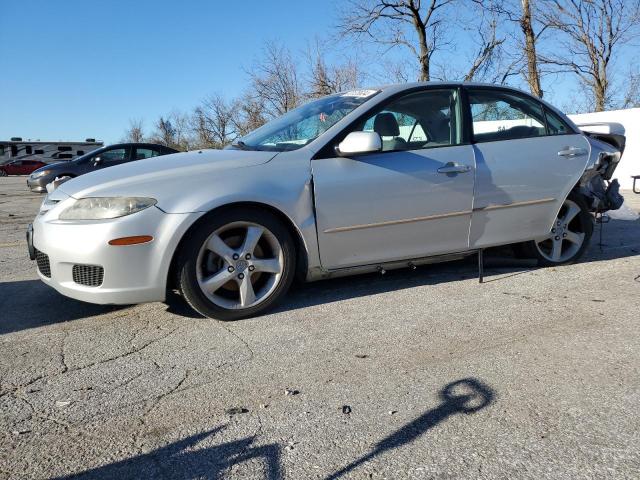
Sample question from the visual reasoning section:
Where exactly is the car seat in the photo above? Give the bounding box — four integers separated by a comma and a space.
373, 113, 407, 151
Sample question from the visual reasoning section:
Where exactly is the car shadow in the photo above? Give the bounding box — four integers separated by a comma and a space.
272, 219, 639, 315
2, 218, 636, 331
47, 378, 494, 479
0, 280, 126, 335
49, 425, 282, 480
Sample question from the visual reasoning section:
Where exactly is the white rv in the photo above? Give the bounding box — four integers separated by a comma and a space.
0, 137, 103, 165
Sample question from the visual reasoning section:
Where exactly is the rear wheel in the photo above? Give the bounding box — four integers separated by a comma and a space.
522, 192, 593, 266
0, 170, 7, 177
176, 208, 296, 321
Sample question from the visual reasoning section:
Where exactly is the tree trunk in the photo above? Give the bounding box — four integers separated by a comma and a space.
594, 79, 606, 111
414, 16, 430, 81
520, 0, 543, 97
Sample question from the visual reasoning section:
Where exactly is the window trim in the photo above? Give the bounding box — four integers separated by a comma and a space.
313, 85, 467, 160
463, 86, 579, 143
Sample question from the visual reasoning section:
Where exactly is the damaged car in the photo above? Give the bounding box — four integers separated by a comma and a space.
28, 82, 624, 320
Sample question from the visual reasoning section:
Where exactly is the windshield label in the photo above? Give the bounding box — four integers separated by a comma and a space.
341, 89, 378, 98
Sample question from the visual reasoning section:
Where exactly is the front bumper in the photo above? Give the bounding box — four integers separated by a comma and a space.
31, 205, 198, 305
27, 176, 49, 192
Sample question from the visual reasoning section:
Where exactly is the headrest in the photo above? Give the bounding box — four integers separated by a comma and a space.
373, 112, 400, 137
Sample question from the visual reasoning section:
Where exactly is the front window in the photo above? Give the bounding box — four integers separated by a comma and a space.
235, 90, 379, 152
100, 148, 127, 164
353, 89, 460, 152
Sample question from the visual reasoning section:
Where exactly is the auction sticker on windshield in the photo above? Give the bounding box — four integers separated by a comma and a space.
341, 89, 378, 98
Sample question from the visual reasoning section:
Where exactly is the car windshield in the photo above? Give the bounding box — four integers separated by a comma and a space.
233, 90, 379, 152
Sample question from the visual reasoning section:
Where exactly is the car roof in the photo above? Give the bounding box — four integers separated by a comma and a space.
373, 81, 535, 95
103, 142, 175, 150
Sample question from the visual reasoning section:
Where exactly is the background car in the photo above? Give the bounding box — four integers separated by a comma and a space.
0, 159, 47, 176
27, 143, 178, 192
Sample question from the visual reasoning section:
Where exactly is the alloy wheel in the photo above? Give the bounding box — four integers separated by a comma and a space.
195, 221, 284, 310
535, 199, 586, 263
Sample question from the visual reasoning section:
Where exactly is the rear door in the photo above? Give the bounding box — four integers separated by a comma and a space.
312, 88, 476, 269
133, 146, 162, 161
467, 88, 591, 248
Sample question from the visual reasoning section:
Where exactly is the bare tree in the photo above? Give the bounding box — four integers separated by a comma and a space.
150, 111, 192, 151
477, 0, 549, 96
192, 94, 238, 148
542, 0, 640, 111
622, 69, 640, 108
305, 40, 364, 97
231, 93, 268, 137
519, 0, 544, 96
339, 0, 457, 81
247, 41, 301, 118
463, 3, 506, 82
150, 116, 175, 147
122, 119, 145, 143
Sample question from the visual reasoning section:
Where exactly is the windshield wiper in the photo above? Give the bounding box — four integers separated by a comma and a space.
231, 140, 249, 150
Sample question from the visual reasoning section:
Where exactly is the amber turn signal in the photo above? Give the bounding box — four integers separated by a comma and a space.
108, 235, 153, 246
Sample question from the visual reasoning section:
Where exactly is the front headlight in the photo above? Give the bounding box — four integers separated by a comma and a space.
59, 197, 157, 220
31, 170, 50, 178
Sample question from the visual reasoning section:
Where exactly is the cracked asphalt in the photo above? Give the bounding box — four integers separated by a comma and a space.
1, 175, 639, 479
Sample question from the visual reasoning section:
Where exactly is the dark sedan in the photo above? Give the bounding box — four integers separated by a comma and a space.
27, 143, 178, 192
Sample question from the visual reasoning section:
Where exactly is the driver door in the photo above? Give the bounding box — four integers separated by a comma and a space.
312, 88, 476, 269
90, 146, 131, 171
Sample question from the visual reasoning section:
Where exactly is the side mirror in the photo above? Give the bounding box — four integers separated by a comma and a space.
93, 156, 102, 166
336, 131, 382, 156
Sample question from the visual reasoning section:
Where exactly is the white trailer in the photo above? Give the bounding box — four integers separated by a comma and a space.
0, 137, 103, 165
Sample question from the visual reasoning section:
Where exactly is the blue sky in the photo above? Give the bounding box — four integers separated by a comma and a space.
0, 0, 337, 143
1, 1, 634, 144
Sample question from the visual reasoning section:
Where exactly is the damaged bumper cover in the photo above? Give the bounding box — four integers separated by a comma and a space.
578, 136, 624, 212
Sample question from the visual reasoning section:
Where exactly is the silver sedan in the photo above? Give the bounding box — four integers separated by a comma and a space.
29, 82, 624, 320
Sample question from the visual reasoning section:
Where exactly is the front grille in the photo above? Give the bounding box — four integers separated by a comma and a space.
35, 249, 51, 278
72, 264, 104, 287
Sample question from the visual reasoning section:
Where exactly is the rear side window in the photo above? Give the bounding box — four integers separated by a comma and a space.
544, 108, 572, 135
469, 89, 546, 142
135, 148, 161, 160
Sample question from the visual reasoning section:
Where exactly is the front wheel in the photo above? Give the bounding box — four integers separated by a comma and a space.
0, 170, 7, 177
523, 193, 593, 266
176, 208, 296, 321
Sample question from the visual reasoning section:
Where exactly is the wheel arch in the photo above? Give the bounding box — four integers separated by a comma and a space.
166, 201, 309, 293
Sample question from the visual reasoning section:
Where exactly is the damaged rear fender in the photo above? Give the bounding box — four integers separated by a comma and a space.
576, 136, 624, 212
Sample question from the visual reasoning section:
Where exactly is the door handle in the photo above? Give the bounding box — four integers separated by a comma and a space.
437, 162, 471, 174
557, 147, 587, 157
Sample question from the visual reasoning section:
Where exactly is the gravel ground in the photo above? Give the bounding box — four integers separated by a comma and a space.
1, 175, 639, 480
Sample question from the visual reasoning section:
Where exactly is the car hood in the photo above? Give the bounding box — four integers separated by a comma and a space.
57, 149, 279, 200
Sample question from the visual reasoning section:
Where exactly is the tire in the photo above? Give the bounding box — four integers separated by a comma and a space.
520, 192, 593, 266
0, 170, 7, 177
176, 207, 296, 321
